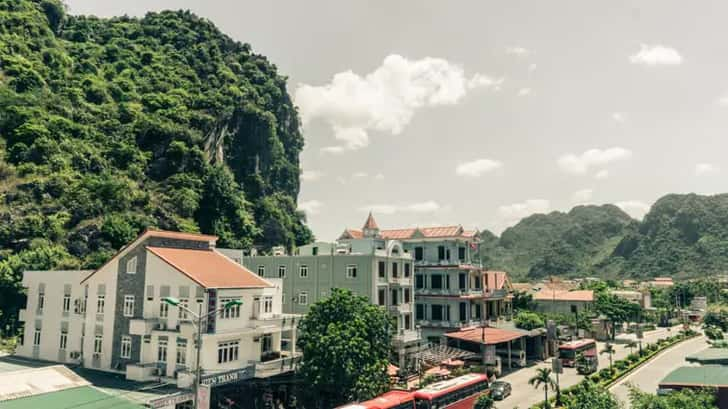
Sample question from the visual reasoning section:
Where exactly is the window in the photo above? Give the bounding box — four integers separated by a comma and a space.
431, 274, 443, 289
220, 298, 241, 319
97, 295, 105, 314
278, 265, 286, 278
159, 300, 169, 318
404, 288, 411, 303
391, 289, 398, 306
459, 273, 467, 290
405, 314, 412, 330
415, 275, 424, 289
474, 276, 482, 289
475, 304, 482, 319
312, 246, 319, 256
262, 334, 273, 354
178, 298, 189, 320
414, 247, 424, 261
62, 294, 71, 312
126, 256, 137, 274
299, 265, 308, 278
458, 246, 466, 261
58, 330, 67, 349
346, 264, 357, 278
459, 302, 467, 322
121, 336, 131, 359
94, 335, 102, 354
416, 304, 424, 320
157, 339, 167, 363
257, 266, 265, 276
38, 292, 45, 311
392, 262, 398, 278
298, 292, 308, 305
378, 289, 386, 306
431, 305, 444, 321
404, 263, 411, 277
438, 246, 446, 261
176, 340, 187, 365
263, 296, 273, 313
123, 295, 135, 317
217, 340, 239, 363
378, 261, 386, 278
282, 293, 286, 304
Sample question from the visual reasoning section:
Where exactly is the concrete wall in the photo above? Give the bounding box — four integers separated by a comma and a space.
533, 300, 592, 315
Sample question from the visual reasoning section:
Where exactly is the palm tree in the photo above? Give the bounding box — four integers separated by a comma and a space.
626, 340, 638, 355
601, 342, 615, 372
529, 367, 556, 409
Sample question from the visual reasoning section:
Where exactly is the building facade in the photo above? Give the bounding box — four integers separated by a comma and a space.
239, 214, 421, 368
16, 229, 299, 390
339, 215, 514, 343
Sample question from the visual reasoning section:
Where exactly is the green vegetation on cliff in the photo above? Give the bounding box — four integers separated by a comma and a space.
480, 194, 728, 281
0, 0, 312, 329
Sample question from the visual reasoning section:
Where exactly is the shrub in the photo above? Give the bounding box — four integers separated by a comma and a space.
513, 311, 545, 330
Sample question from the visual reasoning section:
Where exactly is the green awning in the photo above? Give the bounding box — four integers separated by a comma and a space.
659, 365, 728, 388
1, 386, 144, 409
685, 348, 728, 365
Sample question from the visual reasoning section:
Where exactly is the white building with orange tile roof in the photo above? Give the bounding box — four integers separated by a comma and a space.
16, 229, 299, 391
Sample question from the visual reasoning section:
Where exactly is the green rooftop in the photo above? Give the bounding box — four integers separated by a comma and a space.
659, 365, 728, 388
685, 348, 728, 365
1, 386, 144, 409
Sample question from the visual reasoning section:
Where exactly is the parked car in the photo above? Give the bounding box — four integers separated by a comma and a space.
489, 381, 512, 400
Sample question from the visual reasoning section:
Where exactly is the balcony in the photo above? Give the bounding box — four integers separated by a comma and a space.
251, 352, 301, 378
393, 329, 421, 344
483, 289, 509, 299
389, 276, 412, 286
414, 260, 481, 268
248, 314, 301, 333
126, 362, 164, 382
389, 303, 412, 314
129, 318, 159, 335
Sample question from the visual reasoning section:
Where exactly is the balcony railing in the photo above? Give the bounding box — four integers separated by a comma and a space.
129, 318, 159, 335
388, 303, 412, 314
251, 353, 301, 378
393, 329, 421, 344
414, 260, 482, 268
389, 276, 412, 286
248, 314, 301, 332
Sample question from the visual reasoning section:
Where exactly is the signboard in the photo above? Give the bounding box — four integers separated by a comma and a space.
197, 384, 211, 409
148, 392, 194, 409
200, 366, 254, 387
552, 358, 563, 374
484, 345, 497, 365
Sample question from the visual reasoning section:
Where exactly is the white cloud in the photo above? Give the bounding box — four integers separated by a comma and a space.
301, 170, 324, 182
359, 201, 442, 215
616, 201, 650, 219
517, 88, 531, 96
498, 199, 550, 224
594, 170, 610, 180
455, 159, 503, 177
374, 173, 385, 180
629, 44, 682, 66
695, 163, 719, 176
506, 46, 530, 57
611, 112, 626, 123
295, 54, 500, 153
352, 171, 368, 178
572, 189, 594, 204
557, 147, 633, 174
298, 200, 323, 215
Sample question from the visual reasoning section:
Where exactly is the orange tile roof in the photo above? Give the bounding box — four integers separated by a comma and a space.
341, 225, 477, 240
147, 247, 272, 289
380, 228, 417, 239
484, 271, 509, 291
444, 326, 524, 345
419, 226, 463, 238
533, 289, 594, 302
363, 212, 379, 229
143, 229, 218, 242
342, 229, 364, 239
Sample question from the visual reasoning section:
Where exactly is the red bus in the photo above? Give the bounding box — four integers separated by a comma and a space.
558, 338, 597, 367
338, 374, 489, 409
336, 390, 415, 409
413, 373, 489, 409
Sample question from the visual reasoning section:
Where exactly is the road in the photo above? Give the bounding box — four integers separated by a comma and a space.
497, 325, 685, 409
610, 334, 708, 407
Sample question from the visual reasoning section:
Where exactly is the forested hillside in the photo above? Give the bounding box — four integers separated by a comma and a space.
480, 195, 728, 281
479, 205, 633, 279
0, 0, 312, 328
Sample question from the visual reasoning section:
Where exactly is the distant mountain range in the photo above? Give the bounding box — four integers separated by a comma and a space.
478, 193, 728, 281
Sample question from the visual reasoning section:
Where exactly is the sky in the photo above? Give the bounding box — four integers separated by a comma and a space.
66, 0, 728, 241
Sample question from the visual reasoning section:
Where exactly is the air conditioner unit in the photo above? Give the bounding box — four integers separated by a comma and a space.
69, 351, 81, 359
158, 322, 167, 330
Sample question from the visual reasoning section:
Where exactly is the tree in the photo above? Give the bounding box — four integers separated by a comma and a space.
601, 343, 615, 373
626, 340, 638, 355
529, 368, 557, 409
474, 394, 495, 409
629, 385, 717, 409
596, 293, 642, 339
297, 289, 392, 407
562, 380, 620, 409
514, 311, 545, 330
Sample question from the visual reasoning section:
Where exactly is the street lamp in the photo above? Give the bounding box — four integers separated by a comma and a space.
163, 296, 243, 409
